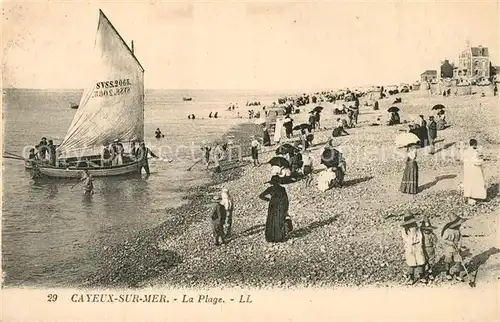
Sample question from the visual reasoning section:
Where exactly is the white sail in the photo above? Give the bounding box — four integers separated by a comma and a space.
57, 10, 144, 158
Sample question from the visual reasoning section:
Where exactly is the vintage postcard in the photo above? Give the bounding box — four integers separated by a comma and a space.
1, 1, 499, 321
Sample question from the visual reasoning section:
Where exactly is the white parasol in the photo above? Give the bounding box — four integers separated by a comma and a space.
395, 132, 420, 148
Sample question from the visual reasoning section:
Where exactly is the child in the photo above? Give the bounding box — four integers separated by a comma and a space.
441, 215, 467, 282
210, 195, 226, 246
250, 136, 261, 166
420, 216, 438, 281
400, 212, 426, 285
302, 150, 313, 187
221, 188, 234, 238
80, 169, 94, 195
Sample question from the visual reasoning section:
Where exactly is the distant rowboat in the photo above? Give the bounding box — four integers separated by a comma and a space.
183, 97, 192, 101
69, 102, 79, 109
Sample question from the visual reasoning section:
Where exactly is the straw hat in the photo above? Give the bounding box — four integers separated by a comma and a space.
420, 216, 437, 230
211, 195, 222, 202
401, 211, 417, 227
221, 188, 229, 194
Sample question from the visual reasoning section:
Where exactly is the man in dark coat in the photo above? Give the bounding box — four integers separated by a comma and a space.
47, 140, 57, 166
135, 142, 158, 175
211, 195, 226, 246
427, 116, 437, 154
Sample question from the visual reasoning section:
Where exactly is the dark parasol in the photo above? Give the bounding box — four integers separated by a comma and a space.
293, 123, 312, 131
432, 104, 445, 110
268, 156, 290, 168
387, 106, 400, 113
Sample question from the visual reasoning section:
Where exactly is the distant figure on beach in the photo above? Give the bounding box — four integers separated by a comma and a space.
262, 126, 271, 146
462, 139, 486, 205
209, 112, 213, 118
201, 144, 212, 170
258, 175, 290, 243
373, 100, 379, 110
192, 114, 196, 120
214, 112, 218, 119
436, 110, 446, 130
301, 150, 313, 187
388, 112, 400, 125
427, 116, 437, 154
332, 118, 349, 137
308, 113, 316, 131
494, 84, 498, 96
251, 136, 261, 166
210, 195, 226, 246
400, 144, 419, 194
212, 142, 224, 173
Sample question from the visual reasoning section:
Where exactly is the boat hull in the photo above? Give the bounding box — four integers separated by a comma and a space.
38, 161, 141, 178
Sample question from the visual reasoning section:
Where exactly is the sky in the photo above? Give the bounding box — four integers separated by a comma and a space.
2, 1, 499, 91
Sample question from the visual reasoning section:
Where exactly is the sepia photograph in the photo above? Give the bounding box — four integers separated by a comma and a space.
2, 1, 499, 321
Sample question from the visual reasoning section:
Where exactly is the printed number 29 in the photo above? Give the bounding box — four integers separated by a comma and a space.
47, 294, 58, 302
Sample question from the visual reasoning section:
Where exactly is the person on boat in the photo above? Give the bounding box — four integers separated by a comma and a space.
155, 128, 164, 138
101, 144, 112, 166
112, 139, 124, 166
38, 137, 48, 160
136, 142, 158, 175
80, 169, 94, 195
28, 148, 38, 163
47, 140, 57, 166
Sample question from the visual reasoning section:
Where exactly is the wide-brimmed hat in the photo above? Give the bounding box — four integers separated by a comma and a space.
441, 216, 467, 236
420, 216, 437, 230
401, 211, 417, 227
211, 195, 222, 202
113, 139, 119, 142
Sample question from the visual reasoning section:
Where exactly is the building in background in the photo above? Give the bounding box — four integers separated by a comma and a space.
421, 70, 437, 83
440, 59, 454, 78
453, 42, 490, 79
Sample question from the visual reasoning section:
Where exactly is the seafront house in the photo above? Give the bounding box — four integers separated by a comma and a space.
440, 60, 454, 79
421, 70, 437, 83
453, 42, 490, 80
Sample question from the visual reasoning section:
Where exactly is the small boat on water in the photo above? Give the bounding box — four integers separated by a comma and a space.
36, 10, 146, 178
69, 102, 79, 109
183, 97, 192, 101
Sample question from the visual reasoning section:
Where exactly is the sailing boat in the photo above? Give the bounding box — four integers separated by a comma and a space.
38, 10, 145, 178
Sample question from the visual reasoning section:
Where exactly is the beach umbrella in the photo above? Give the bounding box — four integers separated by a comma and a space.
387, 106, 400, 113
268, 156, 290, 168
395, 132, 420, 148
293, 123, 312, 131
432, 104, 446, 110
276, 143, 298, 155
312, 106, 324, 113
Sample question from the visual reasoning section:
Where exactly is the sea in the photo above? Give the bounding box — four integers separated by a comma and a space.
1, 88, 288, 287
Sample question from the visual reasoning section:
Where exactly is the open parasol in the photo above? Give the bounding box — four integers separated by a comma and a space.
268, 156, 290, 168
276, 143, 298, 155
293, 123, 312, 131
387, 106, 400, 113
312, 106, 324, 113
432, 104, 445, 110
395, 132, 420, 148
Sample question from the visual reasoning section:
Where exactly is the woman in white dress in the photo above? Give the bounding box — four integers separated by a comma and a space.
462, 139, 486, 205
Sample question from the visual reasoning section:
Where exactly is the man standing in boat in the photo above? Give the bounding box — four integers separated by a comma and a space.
135, 142, 158, 175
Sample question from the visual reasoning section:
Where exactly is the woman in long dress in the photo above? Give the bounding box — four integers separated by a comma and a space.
462, 139, 486, 205
400, 144, 419, 194
258, 175, 289, 242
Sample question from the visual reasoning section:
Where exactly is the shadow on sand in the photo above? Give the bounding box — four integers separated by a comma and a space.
288, 216, 338, 239
419, 174, 457, 192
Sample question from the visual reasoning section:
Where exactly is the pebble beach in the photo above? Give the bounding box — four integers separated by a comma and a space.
81, 89, 500, 289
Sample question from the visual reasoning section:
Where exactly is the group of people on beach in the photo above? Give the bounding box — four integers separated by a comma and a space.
400, 211, 468, 285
